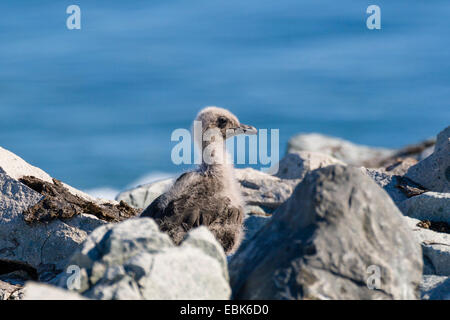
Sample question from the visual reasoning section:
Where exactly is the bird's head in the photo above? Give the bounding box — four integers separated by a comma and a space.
194, 106, 257, 141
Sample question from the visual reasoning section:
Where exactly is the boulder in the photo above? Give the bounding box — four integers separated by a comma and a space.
56, 218, 231, 300
241, 215, 271, 248
0, 280, 23, 300
405, 126, 450, 192
404, 217, 450, 276
23, 282, 86, 300
272, 151, 345, 180
420, 275, 450, 300
229, 165, 422, 300
0, 168, 107, 271
287, 133, 394, 166
116, 178, 174, 209
235, 168, 293, 209
0, 146, 98, 203
360, 168, 408, 204
398, 192, 450, 224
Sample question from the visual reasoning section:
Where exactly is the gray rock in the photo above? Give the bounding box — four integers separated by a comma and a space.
361, 168, 408, 204
116, 178, 175, 209
242, 214, 271, 247
420, 275, 450, 300
273, 151, 345, 180
0, 280, 23, 300
287, 133, 394, 166
404, 216, 450, 276
229, 165, 422, 300
405, 126, 450, 192
57, 218, 231, 300
398, 192, 450, 224
23, 282, 86, 300
0, 168, 107, 270
235, 168, 293, 209
0, 146, 106, 204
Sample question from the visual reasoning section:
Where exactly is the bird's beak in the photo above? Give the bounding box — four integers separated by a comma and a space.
231, 123, 258, 136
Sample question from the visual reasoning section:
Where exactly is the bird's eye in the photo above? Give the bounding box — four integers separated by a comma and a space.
217, 116, 228, 128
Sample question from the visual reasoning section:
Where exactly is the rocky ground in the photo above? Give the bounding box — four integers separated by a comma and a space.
0, 126, 448, 300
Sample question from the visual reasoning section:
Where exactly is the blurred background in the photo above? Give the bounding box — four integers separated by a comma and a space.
0, 0, 449, 198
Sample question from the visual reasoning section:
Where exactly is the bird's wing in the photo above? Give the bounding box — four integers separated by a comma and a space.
140, 171, 198, 219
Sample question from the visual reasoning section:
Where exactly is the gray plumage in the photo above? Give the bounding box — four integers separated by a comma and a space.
141, 106, 257, 254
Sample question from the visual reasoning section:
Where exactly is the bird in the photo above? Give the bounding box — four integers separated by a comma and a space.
141, 106, 257, 254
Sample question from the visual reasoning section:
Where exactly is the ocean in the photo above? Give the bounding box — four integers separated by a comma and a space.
0, 0, 449, 198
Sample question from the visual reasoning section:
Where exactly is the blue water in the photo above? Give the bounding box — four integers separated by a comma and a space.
1, 0, 449, 194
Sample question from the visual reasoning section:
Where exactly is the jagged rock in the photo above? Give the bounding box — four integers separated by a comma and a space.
116, 178, 174, 209
384, 157, 418, 175
287, 133, 394, 166
235, 168, 293, 209
0, 280, 23, 300
23, 282, 86, 300
420, 275, 450, 300
56, 218, 231, 300
242, 215, 271, 248
273, 151, 345, 180
360, 168, 408, 204
0, 146, 100, 203
405, 126, 450, 193
0, 168, 107, 270
404, 217, 450, 276
398, 192, 450, 224
229, 165, 422, 300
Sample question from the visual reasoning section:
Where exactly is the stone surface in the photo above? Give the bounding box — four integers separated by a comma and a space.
116, 178, 175, 209
23, 282, 86, 300
229, 165, 422, 300
0, 280, 23, 300
0, 168, 107, 270
241, 214, 271, 248
398, 192, 450, 224
404, 217, 450, 276
405, 126, 450, 192
56, 218, 231, 300
0, 145, 116, 204
273, 151, 345, 180
235, 168, 293, 209
361, 168, 408, 204
420, 275, 450, 300
287, 133, 394, 166
384, 157, 418, 176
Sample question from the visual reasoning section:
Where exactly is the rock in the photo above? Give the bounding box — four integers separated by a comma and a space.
384, 157, 418, 176
287, 133, 395, 166
0, 280, 23, 300
229, 165, 422, 300
116, 178, 175, 209
0, 168, 107, 271
404, 217, 450, 276
0, 146, 100, 203
420, 275, 450, 300
405, 126, 450, 192
361, 168, 408, 204
398, 192, 450, 224
56, 218, 231, 300
235, 168, 293, 209
23, 282, 86, 300
242, 215, 271, 248
272, 151, 345, 180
